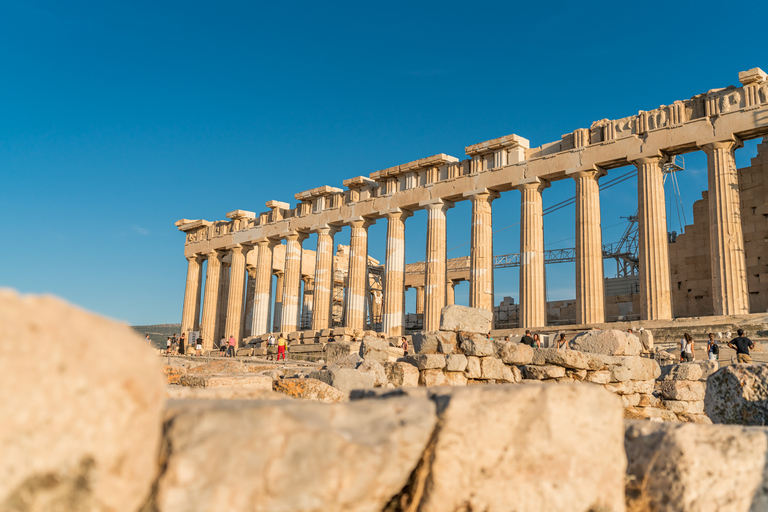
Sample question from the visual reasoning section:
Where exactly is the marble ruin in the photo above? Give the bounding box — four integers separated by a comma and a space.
177, 68, 768, 348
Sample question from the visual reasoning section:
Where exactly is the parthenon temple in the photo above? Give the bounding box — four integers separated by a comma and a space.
177, 68, 768, 349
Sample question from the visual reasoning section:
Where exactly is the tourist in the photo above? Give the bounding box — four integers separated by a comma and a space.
218, 336, 227, 355
486, 332, 494, 341
179, 333, 186, 356
707, 333, 719, 363
227, 335, 236, 357
171, 337, 179, 354
277, 334, 287, 362
145, 334, 152, 346
166, 336, 172, 354
557, 333, 568, 349
401, 336, 408, 355
680, 333, 694, 362
520, 330, 535, 347
728, 329, 754, 363
532, 333, 542, 348
195, 337, 202, 357
503, 336, 510, 342
328, 334, 336, 343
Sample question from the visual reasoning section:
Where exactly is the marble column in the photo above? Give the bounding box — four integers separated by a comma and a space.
312, 225, 338, 331
465, 190, 498, 315
416, 286, 425, 315
447, 280, 456, 305
214, 262, 230, 342
273, 272, 284, 331
181, 254, 203, 336
518, 178, 549, 328
252, 239, 276, 336
570, 169, 605, 324
345, 218, 374, 330
701, 140, 749, 315
280, 232, 307, 334
225, 244, 249, 345
200, 250, 221, 349
633, 156, 672, 320
423, 199, 452, 331
382, 209, 411, 336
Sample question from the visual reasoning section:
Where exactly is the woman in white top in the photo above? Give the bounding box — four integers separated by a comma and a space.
680, 333, 694, 362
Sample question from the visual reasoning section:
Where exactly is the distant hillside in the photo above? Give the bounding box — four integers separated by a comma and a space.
132, 324, 181, 349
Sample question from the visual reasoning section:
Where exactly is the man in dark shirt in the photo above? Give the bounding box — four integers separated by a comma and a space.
728, 329, 755, 363
520, 330, 535, 347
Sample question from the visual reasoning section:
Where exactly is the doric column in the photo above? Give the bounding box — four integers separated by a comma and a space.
214, 261, 230, 342
273, 272, 284, 331
345, 218, 374, 330
301, 278, 314, 329
416, 286, 425, 315
701, 139, 749, 315
312, 225, 339, 331
422, 199, 453, 331
200, 250, 222, 349
225, 244, 249, 345
632, 155, 672, 320
280, 232, 307, 334
252, 239, 276, 336
447, 280, 456, 305
383, 209, 412, 336
464, 190, 498, 316
568, 168, 605, 324
518, 178, 550, 328
181, 254, 203, 336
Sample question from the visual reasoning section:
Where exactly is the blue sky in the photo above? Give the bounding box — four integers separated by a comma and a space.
1, 0, 765, 325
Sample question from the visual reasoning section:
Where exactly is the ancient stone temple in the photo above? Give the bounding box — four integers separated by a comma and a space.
177, 68, 768, 348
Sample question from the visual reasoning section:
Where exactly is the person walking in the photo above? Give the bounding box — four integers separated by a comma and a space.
707, 333, 720, 363
680, 333, 694, 362
728, 329, 755, 363
218, 336, 227, 355
227, 335, 236, 358
276, 334, 287, 363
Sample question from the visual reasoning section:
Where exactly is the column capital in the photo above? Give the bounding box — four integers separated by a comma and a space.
282, 231, 309, 243
255, 237, 279, 248
626, 149, 667, 166
384, 208, 413, 221
565, 165, 606, 181
698, 136, 743, 153
202, 249, 221, 259
419, 198, 455, 211
226, 243, 248, 256
347, 216, 376, 229
312, 223, 342, 237
462, 188, 501, 202
186, 253, 204, 263
516, 176, 551, 192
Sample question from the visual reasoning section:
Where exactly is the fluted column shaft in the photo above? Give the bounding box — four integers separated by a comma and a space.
280, 233, 306, 333
634, 156, 672, 320
243, 268, 256, 337
572, 170, 605, 324
225, 244, 249, 344
424, 200, 452, 331
345, 219, 373, 330
466, 190, 498, 316
416, 286, 425, 315
312, 226, 338, 331
200, 250, 221, 349
383, 209, 411, 336
702, 140, 749, 315
447, 281, 456, 305
273, 272, 284, 330
252, 240, 276, 336
519, 179, 549, 328
181, 254, 203, 336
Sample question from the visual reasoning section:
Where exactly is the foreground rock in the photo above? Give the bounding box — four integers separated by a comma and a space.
166, 386, 285, 401
177, 373, 272, 390
272, 378, 347, 403
309, 367, 375, 394
705, 364, 768, 425
439, 304, 492, 334
151, 396, 436, 512
0, 291, 164, 512
570, 329, 642, 356
625, 420, 768, 511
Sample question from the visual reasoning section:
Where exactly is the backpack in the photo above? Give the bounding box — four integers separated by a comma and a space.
711, 343, 719, 356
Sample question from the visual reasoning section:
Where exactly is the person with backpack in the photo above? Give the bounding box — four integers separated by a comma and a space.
707, 333, 720, 363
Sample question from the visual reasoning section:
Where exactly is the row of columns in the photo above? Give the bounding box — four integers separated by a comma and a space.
181, 139, 750, 343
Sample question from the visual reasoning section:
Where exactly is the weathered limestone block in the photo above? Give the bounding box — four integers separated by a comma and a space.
325, 341, 357, 365
604, 381, 635, 395
383, 362, 419, 388
678, 412, 713, 424
464, 356, 481, 379
359, 335, 389, 364
411, 331, 456, 354
420, 369, 448, 387
166, 387, 284, 401
480, 357, 506, 380
445, 353, 468, 372
273, 378, 347, 403
610, 356, 661, 383
531, 347, 594, 370
662, 400, 691, 414
444, 371, 468, 386
357, 360, 387, 387
406, 353, 447, 370
499, 342, 534, 365
309, 368, 375, 394
625, 420, 768, 512
153, 396, 437, 512
633, 379, 655, 394
621, 393, 641, 407
0, 291, 164, 512
328, 352, 363, 370
178, 373, 273, 390
639, 329, 654, 351
236, 347, 254, 357
522, 365, 566, 380
459, 333, 494, 357
416, 384, 625, 512
570, 329, 642, 356
187, 360, 250, 373
585, 370, 612, 384
706, 364, 768, 425
689, 401, 705, 414
502, 365, 522, 383
439, 304, 492, 334
659, 380, 706, 401
659, 362, 704, 381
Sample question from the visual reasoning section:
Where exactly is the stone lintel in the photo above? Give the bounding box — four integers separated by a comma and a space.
465, 134, 530, 156
295, 185, 344, 200
177, 219, 212, 232
226, 209, 256, 220
370, 153, 459, 181
175, 218, 195, 227
419, 198, 455, 209
266, 200, 291, 210
626, 150, 665, 163
516, 176, 551, 190
462, 188, 501, 200
739, 67, 767, 85
696, 134, 743, 150
343, 176, 378, 189
565, 165, 606, 179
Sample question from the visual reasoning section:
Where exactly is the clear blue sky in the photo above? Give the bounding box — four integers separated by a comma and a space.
1, 0, 766, 325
